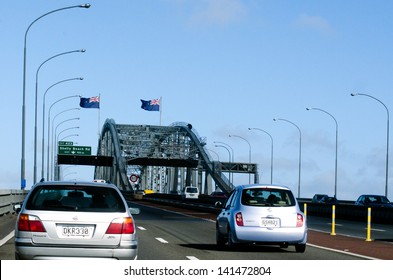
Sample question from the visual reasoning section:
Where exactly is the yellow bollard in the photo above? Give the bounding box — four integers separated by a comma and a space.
366, 207, 372, 241
331, 204, 336, 235
304, 203, 307, 217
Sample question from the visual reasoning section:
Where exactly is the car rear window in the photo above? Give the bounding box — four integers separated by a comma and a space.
241, 188, 296, 207
25, 185, 126, 212
186, 187, 198, 193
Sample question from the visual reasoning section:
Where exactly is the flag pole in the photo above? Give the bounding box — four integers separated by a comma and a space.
98, 94, 101, 139
159, 96, 162, 126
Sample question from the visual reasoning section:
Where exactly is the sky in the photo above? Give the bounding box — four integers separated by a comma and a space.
1, 0, 393, 201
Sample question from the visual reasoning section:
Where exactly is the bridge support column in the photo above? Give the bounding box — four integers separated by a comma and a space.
197, 163, 202, 194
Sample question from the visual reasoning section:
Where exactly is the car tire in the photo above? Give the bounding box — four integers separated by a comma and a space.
227, 228, 237, 249
295, 243, 306, 253
216, 229, 226, 248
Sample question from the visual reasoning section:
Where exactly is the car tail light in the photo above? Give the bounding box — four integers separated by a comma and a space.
296, 213, 304, 227
17, 214, 46, 232
235, 212, 244, 226
106, 217, 135, 234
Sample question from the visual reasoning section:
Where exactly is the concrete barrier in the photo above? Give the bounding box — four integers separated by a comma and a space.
0, 189, 28, 216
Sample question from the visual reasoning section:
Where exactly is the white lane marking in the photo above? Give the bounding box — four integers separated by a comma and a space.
137, 226, 147, 231
155, 237, 169, 243
364, 228, 386, 232
0, 231, 14, 247
186, 256, 199, 260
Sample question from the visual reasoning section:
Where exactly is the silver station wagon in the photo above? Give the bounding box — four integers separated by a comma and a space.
215, 184, 307, 252
14, 181, 140, 260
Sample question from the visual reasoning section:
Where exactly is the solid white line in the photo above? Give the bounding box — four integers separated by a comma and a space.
0, 231, 14, 247
137, 226, 147, 231
186, 256, 199, 260
155, 237, 169, 243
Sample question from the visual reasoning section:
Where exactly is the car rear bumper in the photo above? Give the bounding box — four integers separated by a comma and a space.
15, 241, 138, 260
235, 226, 307, 244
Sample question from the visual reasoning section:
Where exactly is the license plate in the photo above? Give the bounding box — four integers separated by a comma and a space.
58, 225, 94, 238
261, 218, 280, 227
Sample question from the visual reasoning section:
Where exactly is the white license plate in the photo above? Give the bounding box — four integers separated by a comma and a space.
58, 225, 94, 238
261, 218, 280, 227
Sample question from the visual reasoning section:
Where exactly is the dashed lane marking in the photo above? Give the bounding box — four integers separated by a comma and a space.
155, 237, 169, 243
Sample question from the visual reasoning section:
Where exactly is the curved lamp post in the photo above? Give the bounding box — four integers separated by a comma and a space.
34, 50, 85, 183
40, 77, 83, 181
248, 128, 274, 184
213, 141, 234, 184
351, 93, 390, 197
306, 107, 338, 198
274, 118, 302, 198
21, 3, 90, 188
215, 144, 232, 186
47, 95, 80, 179
229, 134, 252, 184
54, 126, 80, 180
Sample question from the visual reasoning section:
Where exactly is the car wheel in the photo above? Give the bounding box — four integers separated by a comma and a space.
295, 244, 306, 253
227, 228, 237, 249
216, 229, 226, 248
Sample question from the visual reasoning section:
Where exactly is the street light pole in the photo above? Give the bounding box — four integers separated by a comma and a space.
41, 77, 83, 180
215, 145, 232, 187
274, 118, 302, 198
248, 128, 274, 184
47, 95, 80, 179
229, 134, 252, 184
213, 141, 234, 185
21, 3, 90, 188
34, 50, 85, 183
306, 108, 339, 198
351, 93, 390, 197
55, 126, 80, 180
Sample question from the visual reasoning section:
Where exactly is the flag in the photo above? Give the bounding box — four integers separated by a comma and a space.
141, 98, 160, 111
80, 96, 100, 109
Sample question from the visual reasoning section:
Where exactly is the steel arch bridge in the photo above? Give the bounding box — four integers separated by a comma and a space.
94, 119, 232, 193
94, 119, 257, 193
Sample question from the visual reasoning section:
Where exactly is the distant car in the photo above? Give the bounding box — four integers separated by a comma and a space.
210, 191, 228, 199
181, 186, 199, 200
14, 181, 140, 260
215, 184, 307, 252
93, 179, 106, 183
312, 194, 329, 203
355, 194, 393, 208
319, 196, 338, 205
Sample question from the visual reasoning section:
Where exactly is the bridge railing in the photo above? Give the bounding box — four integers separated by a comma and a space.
0, 189, 28, 215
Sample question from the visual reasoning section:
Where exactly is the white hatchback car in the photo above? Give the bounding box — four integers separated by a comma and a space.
14, 181, 140, 260
216, 184, 307, 252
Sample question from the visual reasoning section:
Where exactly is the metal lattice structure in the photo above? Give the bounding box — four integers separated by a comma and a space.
94, 119, 239, 193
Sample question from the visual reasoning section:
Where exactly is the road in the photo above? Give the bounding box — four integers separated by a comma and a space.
1, 200, 393, 260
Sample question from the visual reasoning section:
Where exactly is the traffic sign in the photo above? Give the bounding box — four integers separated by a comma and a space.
130, 174, 139, 182
58, 145, 91, 155
58, 141, 73, 146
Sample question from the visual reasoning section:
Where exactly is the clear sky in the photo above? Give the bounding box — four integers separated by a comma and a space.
1, 0, 393, 201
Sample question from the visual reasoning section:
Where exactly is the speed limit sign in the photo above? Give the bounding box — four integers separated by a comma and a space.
130, 174, 139, 182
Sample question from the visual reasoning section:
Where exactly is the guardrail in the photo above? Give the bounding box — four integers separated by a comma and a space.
127, 192, 393, 225
0, 189, 28, 216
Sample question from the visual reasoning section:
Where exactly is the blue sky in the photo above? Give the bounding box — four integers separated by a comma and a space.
1, 0, 393, 201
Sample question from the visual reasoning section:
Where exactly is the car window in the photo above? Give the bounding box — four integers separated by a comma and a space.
186, 187, 198, 193
25, 185, 126, 212
224, 190, 236, 209
241, 188, 295, 207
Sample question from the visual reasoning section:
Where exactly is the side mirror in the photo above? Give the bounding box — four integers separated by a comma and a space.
129, 207, 141, 215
